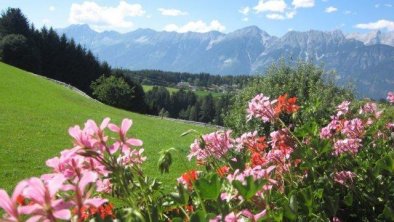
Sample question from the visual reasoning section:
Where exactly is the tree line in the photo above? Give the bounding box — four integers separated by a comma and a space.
0, 8, 110, 93
119, 69, 251, 88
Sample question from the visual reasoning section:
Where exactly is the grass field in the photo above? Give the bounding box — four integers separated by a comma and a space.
142, 84, 223, 98
0, 62, 214, 192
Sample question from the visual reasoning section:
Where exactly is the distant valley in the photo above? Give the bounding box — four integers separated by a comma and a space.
57, 25, 394, 99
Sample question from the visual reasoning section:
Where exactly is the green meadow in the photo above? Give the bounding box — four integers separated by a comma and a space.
0, 62, 214, 192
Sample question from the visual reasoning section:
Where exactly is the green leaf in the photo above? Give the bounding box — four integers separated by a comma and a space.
375, 152, 394, 174
232, 176, 266, 200
344, 192, 353, 206
191, 210, 207, 222
194, 174, 221, 200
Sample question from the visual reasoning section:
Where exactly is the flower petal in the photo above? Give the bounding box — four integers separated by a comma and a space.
84, 198, 107, 208
121, 119, 132, 135
126, 138, 143, 147
0, 190, 13, 216
53, 209, 71, 220
78, 172, 98, 193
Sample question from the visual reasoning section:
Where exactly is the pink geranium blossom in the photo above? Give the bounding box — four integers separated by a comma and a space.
20, 175, 71, 222
333, 138, 362, 156
359, 102, 382, 118
0, 181, 27, 221
341, 118, 364, 139
336, 101, 351, 117
320, 116, 341, 139
73, 171, 107, 210
188, 130, 233, 161
108, 119, 143, 154
333, 171, 356, 186
387, 91, 394, 104
241, 209, 267, 221
246, 94, 276, 123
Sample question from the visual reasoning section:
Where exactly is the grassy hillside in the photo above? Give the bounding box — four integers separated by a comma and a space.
0, 62, 214, 192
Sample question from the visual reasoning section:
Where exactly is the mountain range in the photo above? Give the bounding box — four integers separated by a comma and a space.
57, 24, 394, 99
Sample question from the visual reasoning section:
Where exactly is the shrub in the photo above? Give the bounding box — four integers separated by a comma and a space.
91, 75, 145, 112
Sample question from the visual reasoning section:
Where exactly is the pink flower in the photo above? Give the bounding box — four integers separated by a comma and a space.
386, 123, 394, 131
320, 116, 341, 139
20, 175, 71, 221
0, 181, 27, 221
235, 131, 258, 152
241, 209, 267, 221
359, 102, 382, 118
333, 171, 356, 186
227, 165, 276, 192
336, 101, 351, 117
387, 91, 394, 104
97, 179, 112, 194
117, 148, 147, 167
108, 119, 143, 154
85, 118, 111, 145
333, 138, 362, 156
270, 128, 294, 157
341, 118, 364, 139
188, 130, 233, 161
246, 94, 276, 123
73, 172, 107, 210
68, 125, 94, 149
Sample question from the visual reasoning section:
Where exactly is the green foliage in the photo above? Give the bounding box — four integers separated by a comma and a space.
0, 8, 110, 93
225, 61, 354, 135
0, 34, 40, 72
91, 75, 146, 112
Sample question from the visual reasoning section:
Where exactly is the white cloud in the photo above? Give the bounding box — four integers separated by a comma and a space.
384, 4, 393, 7
325, 6, 337, 13
242, 17, 249, 22
375, 4, 380, 8
163, 20, 226, 33
292, 0, 315, 8
68, 1, 145, 32
49, 6, 55, 11
355, 19, 394, 31
239, 6, 250, 15
254, 0, 287, 13
158, 8, 187, 16
266, 13, 285, 20
286, 11, 297, 18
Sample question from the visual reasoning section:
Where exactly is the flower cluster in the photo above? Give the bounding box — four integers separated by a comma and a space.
333, 171, 356, 186
0, 118, 145, 221
247, 93, 299, 123
188, 130, 233, 161
320, 101, 384, 156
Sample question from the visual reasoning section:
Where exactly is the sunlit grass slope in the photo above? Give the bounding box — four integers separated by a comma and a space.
0, 62, 213, 192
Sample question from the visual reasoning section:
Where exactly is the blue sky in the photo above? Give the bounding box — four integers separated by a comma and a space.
1, 0, 393, 36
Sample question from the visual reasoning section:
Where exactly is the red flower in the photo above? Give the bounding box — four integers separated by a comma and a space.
274, 94, 300, 116
179, 170, 198, 188
216, 166, 230, 177
246, 136, 268, 153
98, 203, 115, 219
251, 152, 267, 167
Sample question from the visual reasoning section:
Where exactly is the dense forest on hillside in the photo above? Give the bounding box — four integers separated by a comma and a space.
0, 8, 110, 93
121, 69, 251, 88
